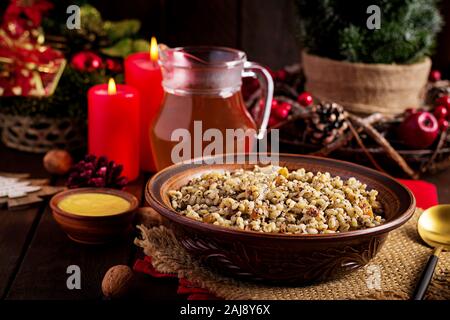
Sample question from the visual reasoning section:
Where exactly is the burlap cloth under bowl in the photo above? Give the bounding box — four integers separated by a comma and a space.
135, 209, 450, 300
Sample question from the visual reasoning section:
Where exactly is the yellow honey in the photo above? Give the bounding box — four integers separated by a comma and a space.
58, 193, 130, 216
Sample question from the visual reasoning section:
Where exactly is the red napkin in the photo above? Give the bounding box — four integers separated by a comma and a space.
398, 179, 438, 209
133, 256, 219, 300
133, 179, 439, 300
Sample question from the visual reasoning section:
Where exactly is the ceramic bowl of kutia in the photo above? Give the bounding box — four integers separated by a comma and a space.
146, 154, 415, 284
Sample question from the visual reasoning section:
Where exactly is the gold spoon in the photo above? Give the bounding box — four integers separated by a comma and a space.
413, 204, 450, 300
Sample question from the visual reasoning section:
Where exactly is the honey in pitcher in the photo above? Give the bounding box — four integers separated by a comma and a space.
150, 46, 274, 171
151, 91, 257, 170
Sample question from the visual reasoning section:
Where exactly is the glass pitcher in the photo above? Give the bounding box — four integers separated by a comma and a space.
150, 46, 273, 170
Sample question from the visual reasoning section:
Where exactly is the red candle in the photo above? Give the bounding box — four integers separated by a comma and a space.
125, 37, 164, 172
88, 79, 140, 181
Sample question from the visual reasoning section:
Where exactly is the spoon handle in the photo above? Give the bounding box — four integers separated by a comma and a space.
412, 251, 440, 300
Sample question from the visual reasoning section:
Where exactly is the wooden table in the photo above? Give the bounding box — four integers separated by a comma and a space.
1, 142, 449, 300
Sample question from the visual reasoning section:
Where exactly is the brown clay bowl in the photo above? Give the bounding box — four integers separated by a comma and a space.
146, 154, 416, 284
50, 188, 138, 245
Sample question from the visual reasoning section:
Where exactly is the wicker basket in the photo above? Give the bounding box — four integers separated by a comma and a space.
0, 113, 86, 153
302, 51, 432, 116
280, 138, 450, 177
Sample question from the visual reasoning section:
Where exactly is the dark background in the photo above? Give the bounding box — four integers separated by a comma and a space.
92, 0, 450, 71
90, 0, 300, 69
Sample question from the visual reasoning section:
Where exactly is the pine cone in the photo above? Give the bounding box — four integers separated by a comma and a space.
67, 155, 128, 189
306, 102, 349, 145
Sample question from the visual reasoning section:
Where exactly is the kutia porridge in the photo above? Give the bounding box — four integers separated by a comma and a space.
168, 166, 384, 234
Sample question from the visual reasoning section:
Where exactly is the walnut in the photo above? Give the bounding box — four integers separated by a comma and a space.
43, 149, 73, 175
101, 265, 134, 299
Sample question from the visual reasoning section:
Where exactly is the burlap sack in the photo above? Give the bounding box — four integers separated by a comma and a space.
135, 209, 450, 300
302, 52, 432, 116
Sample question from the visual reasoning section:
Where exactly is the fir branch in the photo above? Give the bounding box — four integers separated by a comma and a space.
294, 0, 443, 64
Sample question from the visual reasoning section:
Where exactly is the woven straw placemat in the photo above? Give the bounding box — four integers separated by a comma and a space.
135, 209, 450, 300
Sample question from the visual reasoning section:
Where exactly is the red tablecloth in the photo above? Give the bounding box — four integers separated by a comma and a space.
134, 179, 439, 300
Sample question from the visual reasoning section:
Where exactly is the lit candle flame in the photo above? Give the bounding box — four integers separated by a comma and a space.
150, 36, 158, 61
108, 78, 117, 95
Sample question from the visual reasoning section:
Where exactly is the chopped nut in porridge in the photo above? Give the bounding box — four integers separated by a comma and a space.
168, 166, 384, 234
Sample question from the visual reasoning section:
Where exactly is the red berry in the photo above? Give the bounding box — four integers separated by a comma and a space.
273, 102, 292, 120
258, 99, 278, 112
429, 70, 441, 82
434, 105, 448, 120
271, 99, 279, 109
439, 119, 449, 131
297, 92, 313, 107
276, 69, 287, 81
435, 95, 450, 108
268, 116, 279, 128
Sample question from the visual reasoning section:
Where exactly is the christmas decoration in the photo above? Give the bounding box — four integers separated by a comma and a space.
267, 99, 292, 127
398, 112, 439, 149
0, 172, 64, 208
0, 0, 66, 97
273, 101, 292, 120
297, 92, 313, 107
43, 149, 73, 175
0, 1, 149, 129
435, 95, 450, 108
295, 0, 441, 115
105, 58, 123, 73
438, 119, 449, 131
433, 105, 448, 120
305, 102, 349, 145
56, 4, 150, 58
67, 155, 128, 190
429, 70, 442, 82
294, 0, 442, 64
243, 64, 450, 179
71, 51, 103, 72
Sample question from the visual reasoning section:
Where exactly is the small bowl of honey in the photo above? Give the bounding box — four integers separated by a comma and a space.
50, 188, 139, 244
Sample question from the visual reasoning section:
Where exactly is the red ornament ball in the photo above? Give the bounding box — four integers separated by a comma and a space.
439, 119, 449, 131
429, 70, 442, 82
297, 92, 313, 107
434, 105, 448, 120
71, 51, 103, 72
435, 95, 450, 108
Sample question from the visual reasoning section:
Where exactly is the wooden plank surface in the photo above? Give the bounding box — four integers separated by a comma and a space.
0, 144, 49, 299
1, 141, 449, 300
5, 175, 147, 300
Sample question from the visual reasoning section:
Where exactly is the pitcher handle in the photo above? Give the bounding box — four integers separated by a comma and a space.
242, 61, 274, 139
